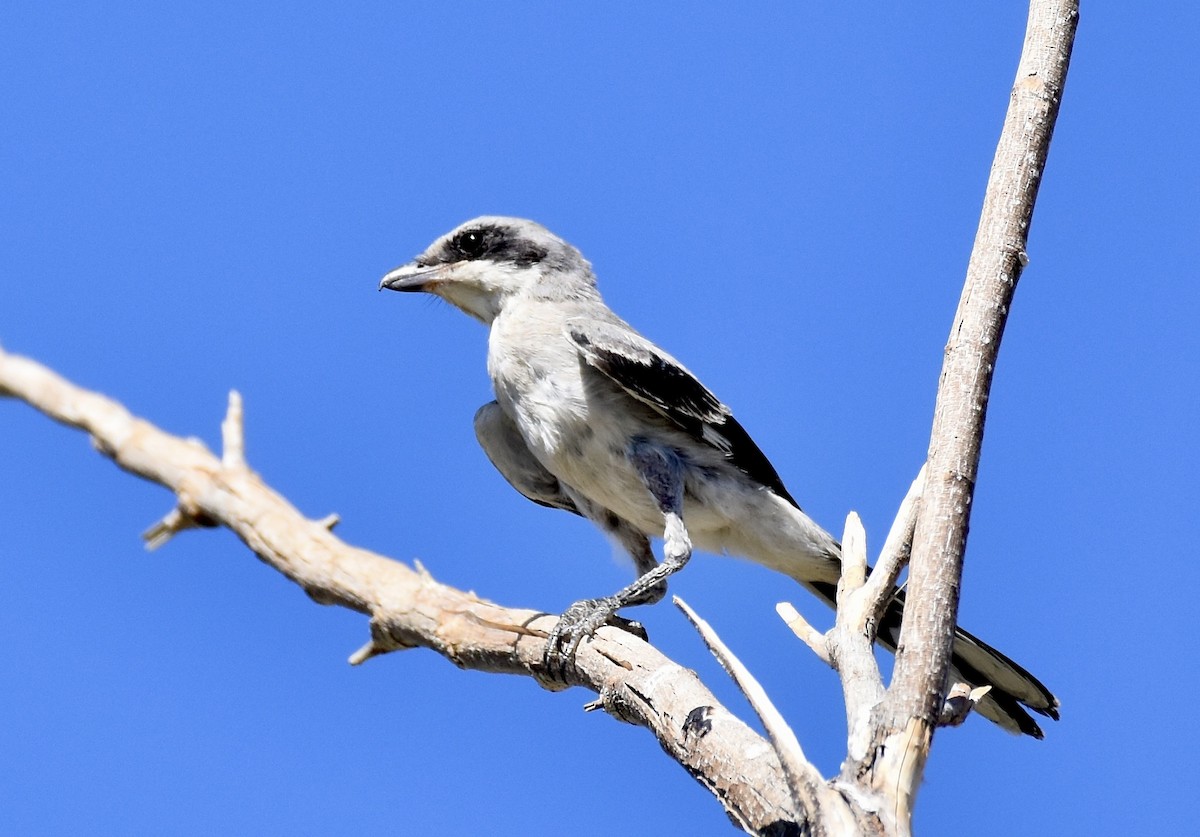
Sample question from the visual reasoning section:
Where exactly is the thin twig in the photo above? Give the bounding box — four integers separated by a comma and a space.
859, 464, 925, 626
676, 597, 832, 831
221, 390, 246, 469
776, 602, 831, 665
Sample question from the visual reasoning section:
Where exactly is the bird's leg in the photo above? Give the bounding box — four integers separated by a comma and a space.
609, 519, 666, 606
542, 440, 690, 681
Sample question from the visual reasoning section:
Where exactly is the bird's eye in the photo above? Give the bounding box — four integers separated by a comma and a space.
455, 230, 489, 260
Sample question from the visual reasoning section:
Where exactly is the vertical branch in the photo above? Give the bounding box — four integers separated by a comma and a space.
868, 0, 1078, 824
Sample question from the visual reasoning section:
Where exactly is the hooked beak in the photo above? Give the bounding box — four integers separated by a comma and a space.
379, 262, 445, 293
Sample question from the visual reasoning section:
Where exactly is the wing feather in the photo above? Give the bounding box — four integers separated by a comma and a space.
566, 319, 799, 508
474, 401, 581, 515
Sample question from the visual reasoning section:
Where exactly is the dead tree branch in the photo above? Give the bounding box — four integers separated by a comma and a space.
852, 0, 1078, 831
0, 345, 808, 833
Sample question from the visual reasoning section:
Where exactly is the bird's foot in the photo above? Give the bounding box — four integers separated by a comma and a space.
539, 597, 647, 687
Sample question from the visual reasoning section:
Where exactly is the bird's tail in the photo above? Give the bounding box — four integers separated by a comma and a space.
804, 581, 1060, 738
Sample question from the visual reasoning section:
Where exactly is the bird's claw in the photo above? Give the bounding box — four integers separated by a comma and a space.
539, 597, 647, 687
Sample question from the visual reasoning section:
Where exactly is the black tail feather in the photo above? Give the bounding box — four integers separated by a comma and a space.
805, 581, 1058, 738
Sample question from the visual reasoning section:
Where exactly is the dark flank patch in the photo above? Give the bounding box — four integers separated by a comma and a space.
430, 223, 549, 267
570, 421, 594, 447
562, 421, 594, 457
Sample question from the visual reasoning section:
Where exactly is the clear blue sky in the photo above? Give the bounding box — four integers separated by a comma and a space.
2, 4, 1197, 834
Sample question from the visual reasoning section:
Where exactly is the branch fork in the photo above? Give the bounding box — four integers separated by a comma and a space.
778, 468, 929, 757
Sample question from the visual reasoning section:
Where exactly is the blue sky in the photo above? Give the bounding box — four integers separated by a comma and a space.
2, 3, 1197, 834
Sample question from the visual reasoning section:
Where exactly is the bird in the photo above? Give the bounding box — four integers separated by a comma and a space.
379, 216, 1059, 737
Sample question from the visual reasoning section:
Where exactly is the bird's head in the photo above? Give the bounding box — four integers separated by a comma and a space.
379, 217, 595, 324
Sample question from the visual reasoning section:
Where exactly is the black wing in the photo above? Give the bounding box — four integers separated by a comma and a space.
566, 318, 799, 508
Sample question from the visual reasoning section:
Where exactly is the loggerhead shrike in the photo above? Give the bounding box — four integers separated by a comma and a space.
380, 216, 1059, 737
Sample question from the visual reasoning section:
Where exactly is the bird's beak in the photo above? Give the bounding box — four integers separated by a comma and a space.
379, 262, 443, 293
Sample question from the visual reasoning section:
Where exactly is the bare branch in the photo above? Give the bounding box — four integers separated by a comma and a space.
142, 506, 205, 551
838, 512, 868, 595
938, 684, 993, 729
828, 514, 887, 757
0, 345, 804, 832
865, 0, 1078, 827
221, 389, 247, 469
859, 464, 925, 624
776, 602, 831, 665
886, 0, 1077, 723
